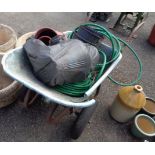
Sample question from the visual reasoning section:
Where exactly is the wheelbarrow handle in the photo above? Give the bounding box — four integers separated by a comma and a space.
44, 97, 96, 108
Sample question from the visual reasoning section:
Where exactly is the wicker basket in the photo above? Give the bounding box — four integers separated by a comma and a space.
0, 24, 17, 53
0, 52, 22, 108
16, 32, 35, 47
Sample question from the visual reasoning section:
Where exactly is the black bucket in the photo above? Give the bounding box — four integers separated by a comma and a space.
72, 25, 103, 46
72, 25, 113, 61
97, 42, 113, 61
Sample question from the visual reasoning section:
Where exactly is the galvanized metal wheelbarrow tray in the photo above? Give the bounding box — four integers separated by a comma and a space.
2, 47, 122, 108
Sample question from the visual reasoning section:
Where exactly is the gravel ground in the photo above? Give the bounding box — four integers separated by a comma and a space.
0, 12, 155, 142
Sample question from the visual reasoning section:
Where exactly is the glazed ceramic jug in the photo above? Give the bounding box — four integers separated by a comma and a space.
110, 85, 146, 123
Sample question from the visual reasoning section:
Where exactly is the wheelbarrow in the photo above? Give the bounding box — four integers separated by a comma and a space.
2, 32, 122, 139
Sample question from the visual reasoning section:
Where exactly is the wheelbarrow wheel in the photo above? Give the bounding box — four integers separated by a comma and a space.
71, 103, 97, 139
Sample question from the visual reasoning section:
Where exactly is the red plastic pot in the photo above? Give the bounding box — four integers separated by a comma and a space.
38, 36, 51, 45
35, 28, 57, 39
35, 28, 63, 45
148, 24, 155, 47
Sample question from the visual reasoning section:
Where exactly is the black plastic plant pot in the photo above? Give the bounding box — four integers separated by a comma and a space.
97, 42, 113, 62
72, 25, 104, 46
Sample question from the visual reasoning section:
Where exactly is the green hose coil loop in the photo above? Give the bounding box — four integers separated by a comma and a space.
54, 23, 143, 96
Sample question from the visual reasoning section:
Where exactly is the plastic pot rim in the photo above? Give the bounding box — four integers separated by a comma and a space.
142, 97, 155, 115
0, 24, 17, 48
35, 27, 57, 39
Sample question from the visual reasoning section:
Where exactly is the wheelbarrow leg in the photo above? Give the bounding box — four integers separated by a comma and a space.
23, 89, 39, 107
47, 104, 59, 123
47, 104, 73, 124
49, 108, 71, 124
18, 87, 39, 108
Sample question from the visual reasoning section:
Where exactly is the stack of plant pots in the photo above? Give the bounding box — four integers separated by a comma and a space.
0, 24, 22, 108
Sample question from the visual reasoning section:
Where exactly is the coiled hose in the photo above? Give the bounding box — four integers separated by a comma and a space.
55, 23, 142, 97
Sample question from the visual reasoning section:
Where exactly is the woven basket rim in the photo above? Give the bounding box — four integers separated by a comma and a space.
0, 80, 20, 93
0, 24, 17, 48
16, 31, 35, 47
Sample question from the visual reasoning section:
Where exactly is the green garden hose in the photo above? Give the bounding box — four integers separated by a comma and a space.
55, 23, 142, 97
